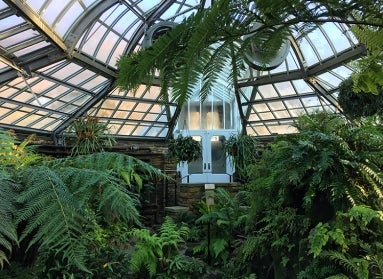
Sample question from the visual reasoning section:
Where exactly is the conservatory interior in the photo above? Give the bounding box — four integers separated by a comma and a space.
0, 0, 382, 278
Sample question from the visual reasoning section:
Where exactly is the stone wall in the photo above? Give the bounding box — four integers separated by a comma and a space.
177, 183, 242, 211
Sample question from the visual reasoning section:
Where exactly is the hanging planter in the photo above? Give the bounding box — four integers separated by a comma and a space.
222, 134, 261, 182
167, 135, 202, 164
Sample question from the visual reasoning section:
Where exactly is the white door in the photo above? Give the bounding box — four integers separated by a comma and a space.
179, 131, 235, 183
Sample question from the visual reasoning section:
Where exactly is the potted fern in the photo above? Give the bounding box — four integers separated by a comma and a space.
167, 134, 202, 164
222, 133, 260, 182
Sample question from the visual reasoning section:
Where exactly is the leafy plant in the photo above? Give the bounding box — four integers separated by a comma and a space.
192, 188, 250, 267
239, 112, 383, 278
65, 115, 116, 155
167, 134, 202, 164
0, 175, 19, 269
222, 133, 261, 182
128, 216, 190, 278
0, 129, 44, 170
0, 129, 45, 269
0, 141, 169, 276
338, 77, 383, 118
350, 18, 383, 94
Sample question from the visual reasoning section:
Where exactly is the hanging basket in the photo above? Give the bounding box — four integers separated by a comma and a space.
167, 135, 202, 164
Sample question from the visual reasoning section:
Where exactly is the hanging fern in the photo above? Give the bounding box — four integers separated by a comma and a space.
350, 20, 383, 94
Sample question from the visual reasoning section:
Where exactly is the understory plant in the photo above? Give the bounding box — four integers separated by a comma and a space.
0, 129, 168, 277
128, 216, 202, 278
192, 188, 250, 270
233, 112, 383, 279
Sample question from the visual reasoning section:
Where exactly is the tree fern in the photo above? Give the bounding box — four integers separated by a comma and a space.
0, 175, 19, 269
47, 152, 167, 190
16, 166, 90, 273
117, 0, 382, 105
58, 166, 141, 225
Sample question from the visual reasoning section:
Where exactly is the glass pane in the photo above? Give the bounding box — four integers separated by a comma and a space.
211, 135, 226, 174
188, 136, 203, 174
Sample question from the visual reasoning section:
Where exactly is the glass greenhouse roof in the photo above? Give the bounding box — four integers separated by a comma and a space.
0, 0, 366, 142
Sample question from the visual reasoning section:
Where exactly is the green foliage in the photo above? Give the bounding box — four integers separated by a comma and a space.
16, 166, 90, 273
350, 20, 383, 94
241, 112, 383, 278
129, 216, 189, 278
338, 77, 383, 118
0, 136, 168, 276
309, 223, 346, 258
0, 129, 44, 170
307, 204, 383, 278
0, 175, 19, 269
193, 188, 250, 266
65, 115, 116, 156
222, 134, 261, 181
116, 0, 382, 105
162, 254, 207, 278
0, 129, 45, 269
322, 251, 369, 279
167, 134, 202, 164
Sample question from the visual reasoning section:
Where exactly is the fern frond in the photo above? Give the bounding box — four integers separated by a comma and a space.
212, 238, 228, 258
321, 250, 369, 279
99, 183, 141, 225
16, 166, 90, 273
370, 254, 383, 279
45, 152, 168, 192
0, 175, 19, 269
159, 216, 189, 249
359, 162, 383, 199
129, 228, 161, 278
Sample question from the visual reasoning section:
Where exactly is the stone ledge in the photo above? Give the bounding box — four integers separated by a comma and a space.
164, 206, 189, 213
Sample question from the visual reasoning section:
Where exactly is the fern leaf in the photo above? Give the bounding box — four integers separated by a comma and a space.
16, 166, 90, 273
99, 183, 141, 225
212, 238, 228, 258
129, 228, 161, 278
0, 176, 19, 269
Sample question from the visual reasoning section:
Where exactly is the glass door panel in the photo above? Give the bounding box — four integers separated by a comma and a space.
179, 131, 235, 183
211, 135, 226, 174
188, 136, 203, 174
